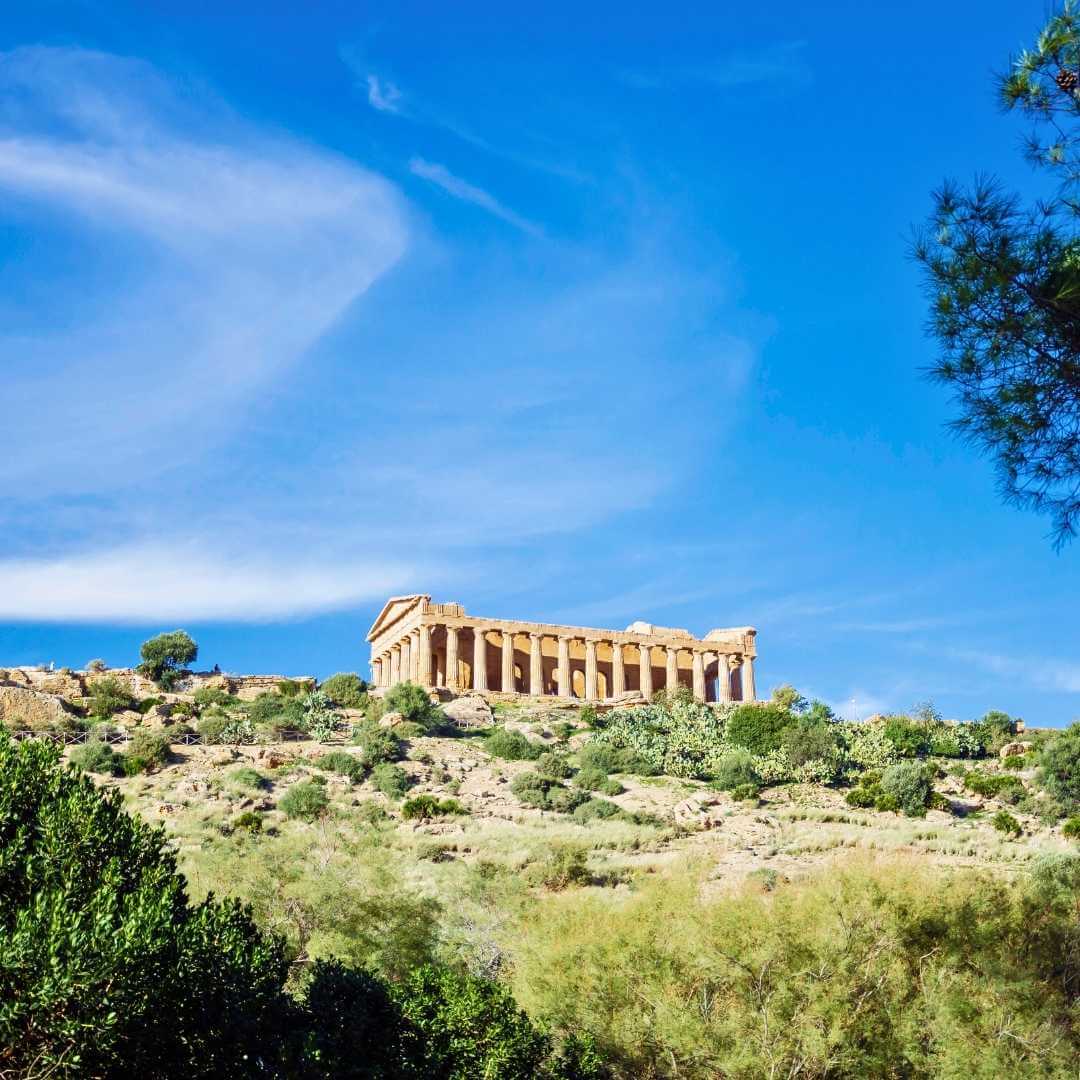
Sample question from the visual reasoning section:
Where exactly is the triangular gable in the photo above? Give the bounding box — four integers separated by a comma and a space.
366, 595, 430, 642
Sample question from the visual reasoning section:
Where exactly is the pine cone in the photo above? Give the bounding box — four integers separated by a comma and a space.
1055, 68, 1078, 92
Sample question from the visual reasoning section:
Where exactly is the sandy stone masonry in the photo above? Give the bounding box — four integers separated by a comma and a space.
366, 595, 758, 703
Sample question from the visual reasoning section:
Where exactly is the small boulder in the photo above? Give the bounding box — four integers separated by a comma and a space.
442, 695, 494, 729
610, 691, 647, 708
1000, 741, 1034, 759
672, 793, 726, 830
379, 710, 406, 729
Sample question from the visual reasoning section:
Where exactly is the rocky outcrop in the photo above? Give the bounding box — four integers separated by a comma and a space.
672, 792, 727, 830
441, 695, 495, 729
0, 685, 80, 730
1000, 741, 1034, 759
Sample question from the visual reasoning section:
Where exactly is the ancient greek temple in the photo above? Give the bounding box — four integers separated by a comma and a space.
366, 595, 758, 703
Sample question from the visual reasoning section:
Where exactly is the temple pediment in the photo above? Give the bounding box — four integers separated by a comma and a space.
365, 594, 429, 643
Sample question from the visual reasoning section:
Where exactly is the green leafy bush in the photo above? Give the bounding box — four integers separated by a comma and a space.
725, 703, 793, 755
1038, 723, 1080, 811
780, 717, 840, 767
134, 696, 164, 715
371, 763, 410, 800
526, 845, 591, 890
536, 751, 574, 778
192, 687, 239, 710
547, 786, 591, 814
730, 782, 760, 802
573, 766, 608, 792
577, 742, 655, 776
276, 678, 312, 698
882, 715, 932, 757
320, 672, 368, 708
233, 811, 263, 834
965, 770, 1025, 803
511, 771, 558, 808
278, 780, 329, 821
352, 722, 403, 766
711, 748, 760, 791
227, 766, 269, 791
880, 761, 935, 817
579, 705, 599, 728
1062, 816, 1080, 841
600, 777, 624, 796
0, 729, 291, 1076
316, 751, 366, 783
384, 682, 442, 731
992, 810, 1022, 837
197, 711, 255, 745
137, 630, 197, 690
401, 795, 466, 820
573, 798, 623, 824
70, 738, 120, 775
85, 675, 134, 718
486, 728, 543, 761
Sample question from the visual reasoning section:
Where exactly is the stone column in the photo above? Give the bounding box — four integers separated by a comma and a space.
742, 655, 756, 702
389, 646, 401, 686
612, 643, 625, 696
410, 630, 421, 682
530, 633, 544, 695
639, 644, 653, 701
585, 639, 599, 701
472, 628, 488, 691
557, 636, 571, 698
501, 631, 515, 692
382, 653, 392, 687
692, 651, 705, 702
718, 654, 732, 703
446, 627, 460, 690
418, 625, 433, 687
400, 637, 411, 685
665, 646, 679, 690
372, 657, 382, 688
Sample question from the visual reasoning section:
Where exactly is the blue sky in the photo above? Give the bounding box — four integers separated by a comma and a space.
1, 1, 1077, 724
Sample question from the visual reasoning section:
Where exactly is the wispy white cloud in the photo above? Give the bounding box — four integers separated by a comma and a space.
947, 647, 1080, 695
0, 46, 409, 493
621, 41, 812, 93
366, 73, 402, 114
0, 543, 416, 623
408, 157, 541, 235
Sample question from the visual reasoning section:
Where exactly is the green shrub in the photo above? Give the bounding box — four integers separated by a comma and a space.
228, 766, 269, 791
137, 630, 197, 690
547, 786, 591, 813
965, 770, 1025, 802
1039, 723, 1080, 812
992, 810, 1022, 837
780, 717, 840, 767
927, 791, 953, 812
121, 754, 150, 776
70, 738, 120, 775
384, 682, 442, 731
579, 705, 599, 728
577, 742, 655, 776
192, 687, 239, 710
1002, 753, 1033, 771
711, 748, 760, 791
527, 845, 591, 890
730, 782, 760, 802
233, 811, 263, 834
371, 763, 410, 800
880, 761, 934, 817
198, 711, 255, 745
401, 795, 466, 820
600, 777, 624, 796
85, 675, 134, 718
573, 766, 608, 792
134, 696, 164, 714
1062, 816, 1080, 840
725, 703, 793, 755
573, 798, 623, 824
536, 751, 574, 778
845, 786, 877, 809
278, 780, 329, 821
276, 678, 312, 698
592, 698, 726, 778
316, 751, 366, 783
352, 723, 403, 766
320, 672, 368, 708
0, 729, 292, 1076
486, 728, 543, 761
511, 771, 558, 808
881, 714, 932, 757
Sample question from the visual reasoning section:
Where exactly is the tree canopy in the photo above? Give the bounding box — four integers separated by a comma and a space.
915, 2, 1080, 546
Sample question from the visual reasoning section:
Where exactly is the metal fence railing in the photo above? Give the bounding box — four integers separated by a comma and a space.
7, 726, 351, 747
